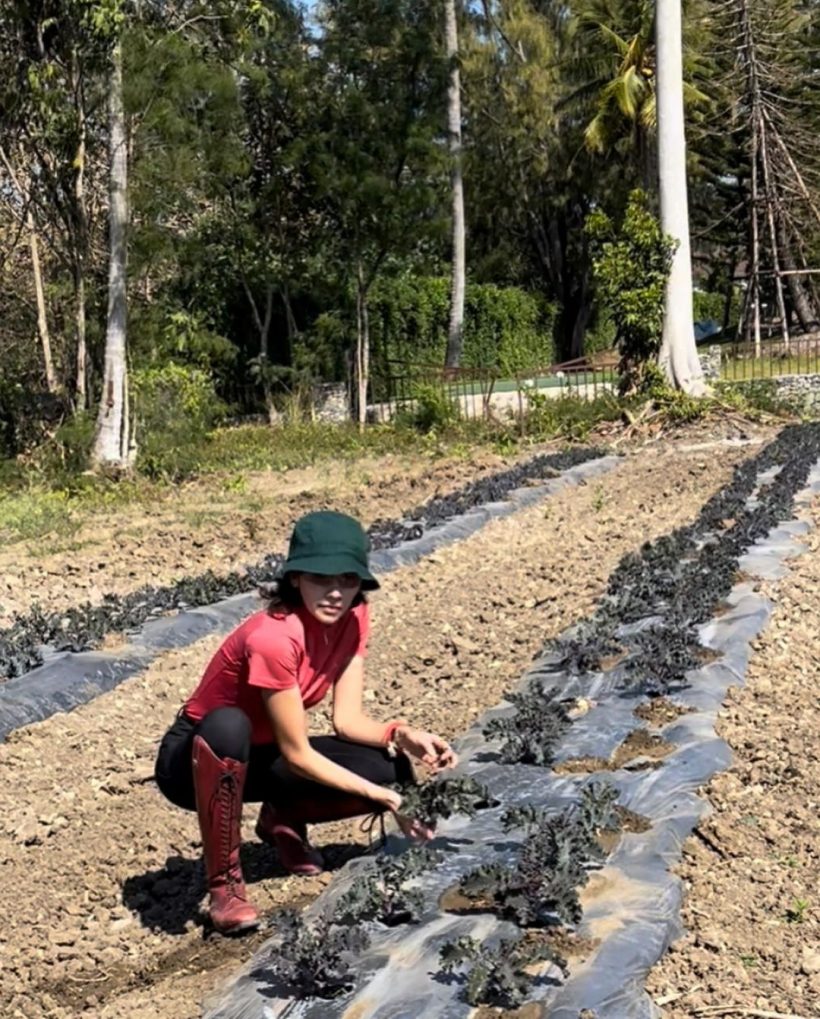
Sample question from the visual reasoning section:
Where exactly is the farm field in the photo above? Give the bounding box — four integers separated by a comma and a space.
0, 419, 818, 1019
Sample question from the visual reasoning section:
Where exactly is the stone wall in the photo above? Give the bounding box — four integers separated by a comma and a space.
726, 373, 820, 412
312, 382, 350, 422
699, 344, 723, 381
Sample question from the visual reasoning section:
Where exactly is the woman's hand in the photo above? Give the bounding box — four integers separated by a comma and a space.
396, 727, 458, 772
393, 811, 435, 843
366, 785, 435, 842
368, 784, 403, 813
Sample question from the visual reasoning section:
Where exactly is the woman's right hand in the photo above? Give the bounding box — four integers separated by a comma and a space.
367, 785, 435, 842
369, 784, 403, 813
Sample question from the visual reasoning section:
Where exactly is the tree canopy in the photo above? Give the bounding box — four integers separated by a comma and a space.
1, 0, 818, 455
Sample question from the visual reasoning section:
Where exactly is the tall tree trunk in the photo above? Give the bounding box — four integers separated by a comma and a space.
757, 106, 790, 350
259, 284, 276, 424
443, 0, 466, 371
355, 262, 370, 432
72, 49, 89, 412
27, 213, 59, 394
92, 44, 132, 469
0, 147, 59, 393
655, 0, 706, 395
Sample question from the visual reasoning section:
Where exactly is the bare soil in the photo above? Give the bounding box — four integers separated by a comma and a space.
0, 447, 524, 628
553, 728, 676, 775
634, 697, 692, 727
0, 422, 807, 1019
597, 806, 653, 855
647, 501, 820, 1018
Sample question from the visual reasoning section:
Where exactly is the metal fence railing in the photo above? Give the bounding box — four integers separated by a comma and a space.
707, 331, 820, 382
367, 358, 618, 424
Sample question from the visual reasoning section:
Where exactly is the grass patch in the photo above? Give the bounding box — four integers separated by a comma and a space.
0, 382, 786, 547
0, 418, 540, 545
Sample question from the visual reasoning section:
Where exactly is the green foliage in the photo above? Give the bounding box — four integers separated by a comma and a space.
483, 682, 571, 767
264, 910, 370, 999
370, 276, 556, 377
587, 190, 676, 392
397, 384, 461, 433
718, 379, 800, 416
130, 306, 237, 376
692, 290, 724, 325
458, 782, 622, 930
396, 777, 495, 829
525, 392, 622, 442
131, 364, 227, 480
439, 935, 569, 1008
334, 845, 440, 927
583, 312, 617, 356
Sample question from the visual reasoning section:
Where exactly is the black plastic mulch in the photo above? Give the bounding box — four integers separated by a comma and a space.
0, 446, 605, 682
548, 422, 820, 693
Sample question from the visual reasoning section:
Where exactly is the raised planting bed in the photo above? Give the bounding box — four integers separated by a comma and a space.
0, 448, 618, 742
203, 423, 820, 1019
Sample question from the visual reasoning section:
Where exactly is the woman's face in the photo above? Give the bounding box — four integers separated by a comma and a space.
293, 572, 361, 625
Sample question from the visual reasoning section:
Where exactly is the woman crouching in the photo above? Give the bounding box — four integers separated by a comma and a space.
154, 510, 456, 934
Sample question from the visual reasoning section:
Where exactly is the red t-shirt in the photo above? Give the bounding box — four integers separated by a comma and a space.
183, 602, 369, 744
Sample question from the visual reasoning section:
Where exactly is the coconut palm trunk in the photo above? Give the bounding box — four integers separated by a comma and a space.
656, 0, 706, 395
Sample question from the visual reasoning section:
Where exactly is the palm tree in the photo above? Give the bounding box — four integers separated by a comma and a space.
566, 0, 707, 185
656, 0, 706, 393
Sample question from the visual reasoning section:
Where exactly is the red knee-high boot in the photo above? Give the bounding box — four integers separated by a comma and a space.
255, 795, 381, 877
192, 735, 259, 934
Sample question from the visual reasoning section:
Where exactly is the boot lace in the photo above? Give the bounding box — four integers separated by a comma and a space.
211, 769, 243, 898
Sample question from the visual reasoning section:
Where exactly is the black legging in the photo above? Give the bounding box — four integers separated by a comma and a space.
154, 706, 413, 812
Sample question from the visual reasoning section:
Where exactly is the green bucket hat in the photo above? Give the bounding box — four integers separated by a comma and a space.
283, 510, 379, 590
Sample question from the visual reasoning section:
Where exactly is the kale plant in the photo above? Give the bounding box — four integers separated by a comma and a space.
462, 783, 622, 928
623, 621, 702, 694
549, 620, 623, 674
334, 846, 440, 927
439, 935, 569, 1007
397, 776, 494, 828
264, 910, 370, 999
483, 683, 571, 766
579, 780, 622, 834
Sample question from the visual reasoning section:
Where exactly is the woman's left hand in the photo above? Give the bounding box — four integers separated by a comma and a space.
396, 727, 458, 772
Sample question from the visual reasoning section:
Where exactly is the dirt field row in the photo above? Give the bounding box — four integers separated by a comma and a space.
647, 508, 820, 1016
1, 421, 816, 1019
0, 447, 522, 627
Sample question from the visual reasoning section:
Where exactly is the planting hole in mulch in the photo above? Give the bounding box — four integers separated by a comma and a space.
598, 648, 628, 671
524, 926, 598, 962
596, 806, 653, 854
552, 756, 610, 774
633, 696, 693, 726
554, 728, 675, 774
694, 646, 723, 664
438, 885, 492, 915
611, 728, 674, 768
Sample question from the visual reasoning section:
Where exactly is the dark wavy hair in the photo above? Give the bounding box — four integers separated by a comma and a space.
259, 573, 367, 614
